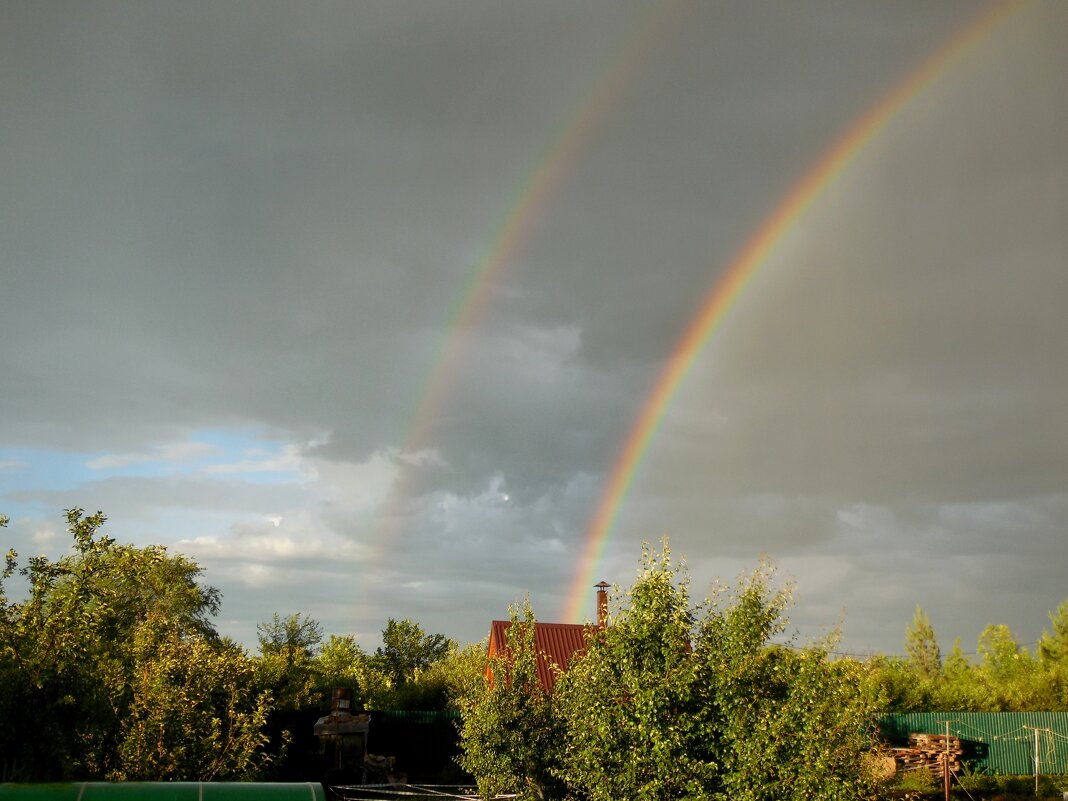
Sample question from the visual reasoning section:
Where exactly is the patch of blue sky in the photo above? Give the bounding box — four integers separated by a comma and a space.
0, 446, 101, 518
0, 447, 96, 488
190, 427, 310, 485
0, 428, 308, 514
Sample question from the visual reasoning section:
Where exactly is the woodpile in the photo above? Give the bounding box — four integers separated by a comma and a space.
892, 734, 962, 776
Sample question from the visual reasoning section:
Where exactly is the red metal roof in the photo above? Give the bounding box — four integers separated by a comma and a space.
488, 620, 591, 693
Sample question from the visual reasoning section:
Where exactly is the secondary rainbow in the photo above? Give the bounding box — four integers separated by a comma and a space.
400, 0, 692, 455
565, 0, 1027, 624
368, 2, 693, 544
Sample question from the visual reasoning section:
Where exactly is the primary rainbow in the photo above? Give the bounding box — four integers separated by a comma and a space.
369, 1, 693, 544
564, 0, 1027, 624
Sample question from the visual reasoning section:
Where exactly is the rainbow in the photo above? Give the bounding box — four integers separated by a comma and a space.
564, 0, 1027, 624
369, 2, 693, 543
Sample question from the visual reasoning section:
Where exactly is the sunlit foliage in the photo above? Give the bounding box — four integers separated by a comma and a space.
458, 543, 879, 801
0, 510, 271, 781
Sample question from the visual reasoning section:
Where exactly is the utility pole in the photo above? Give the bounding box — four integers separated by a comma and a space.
1023, 726, 1051, 797
943, 720, 951, 801
1034, 726, 1039, 797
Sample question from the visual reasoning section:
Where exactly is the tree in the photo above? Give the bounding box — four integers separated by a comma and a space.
553, 543, 878, 801
1038, 599, 1068, 708
869, 608, 1068, 713
933, 638, 985, 711
974, 624, 1050, 711
904, 606, 941, 681
0, 509, 273, 780
866, 654, 936, 712
377, 639, 488, 713
1038, 599, 1068, 664
977, 623, 1021, 680
555, 545, 712, 801
457, 601, 565, 801
692, 557, 875, 801
312, 628, 470, 712
258, 612, 323, 657
374, 618, 454, 688
430, 640, 489, 709
315, 634, 366, 696
313, 634, 390, 710
254, 613, 323, 713
111, 622, 273, 780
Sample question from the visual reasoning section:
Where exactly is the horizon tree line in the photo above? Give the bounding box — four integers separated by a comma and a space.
2, 509, 1066, 789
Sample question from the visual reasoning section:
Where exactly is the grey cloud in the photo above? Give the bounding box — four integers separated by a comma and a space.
2, 1, 1064, 655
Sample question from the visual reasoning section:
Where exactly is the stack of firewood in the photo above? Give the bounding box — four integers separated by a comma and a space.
891, 733, 962, 776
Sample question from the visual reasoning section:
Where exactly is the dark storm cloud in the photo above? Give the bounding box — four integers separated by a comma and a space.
2, 1, 1063, 653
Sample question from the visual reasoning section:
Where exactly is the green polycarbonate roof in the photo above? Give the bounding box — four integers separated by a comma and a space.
0, 784, 325, 801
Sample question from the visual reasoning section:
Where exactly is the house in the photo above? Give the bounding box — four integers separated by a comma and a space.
486, 582, 609, 693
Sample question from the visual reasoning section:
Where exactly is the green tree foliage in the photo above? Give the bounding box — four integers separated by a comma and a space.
1038, 600, 1068, 707
973, 623, 1048, 710
460, 542, 878, 801
904, 606, 941, 681
254, 612, 324, 713
254, 615, 461, 716
254, 613, 323, 714
864, 654, 934, 712
934, 638, 987, 711
457, 601, 564, 801
374, 617, 454, 689
316, 634, 365, 689
374, 639, 489, 712
0, 509, 272, 781
312, 633, 391, 710
866, 607, 944, 712
555, 546, 714, 801
1039, 599, 1068, 664
111, 623, 273, 780
944, 624, 1055, 711
431, 640, 489, 709
314, 634, 368, 703
977, 623, 1023, 681
870, 601, 1068, 713
257, 616, 461, 714
694, 562, 877, 801
258, 612, 323, 657
386, 662, 451, 711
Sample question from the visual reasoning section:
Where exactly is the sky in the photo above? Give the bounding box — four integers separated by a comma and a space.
2, 0, 1066, 658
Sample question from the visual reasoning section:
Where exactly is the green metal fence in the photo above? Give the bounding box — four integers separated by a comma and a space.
374, 710, 459, 723
879, 712, 1068, 776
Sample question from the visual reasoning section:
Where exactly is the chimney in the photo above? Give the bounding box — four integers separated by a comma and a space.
595, 581, 610, 628
331, 687, 353, 718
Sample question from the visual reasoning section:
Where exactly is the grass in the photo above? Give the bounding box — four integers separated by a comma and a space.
880, 767, 1068, 800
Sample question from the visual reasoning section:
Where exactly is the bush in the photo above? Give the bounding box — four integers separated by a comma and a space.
457, 542, 882, 800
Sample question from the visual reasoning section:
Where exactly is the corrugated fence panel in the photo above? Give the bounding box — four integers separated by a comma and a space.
879, 712, 1068, 776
